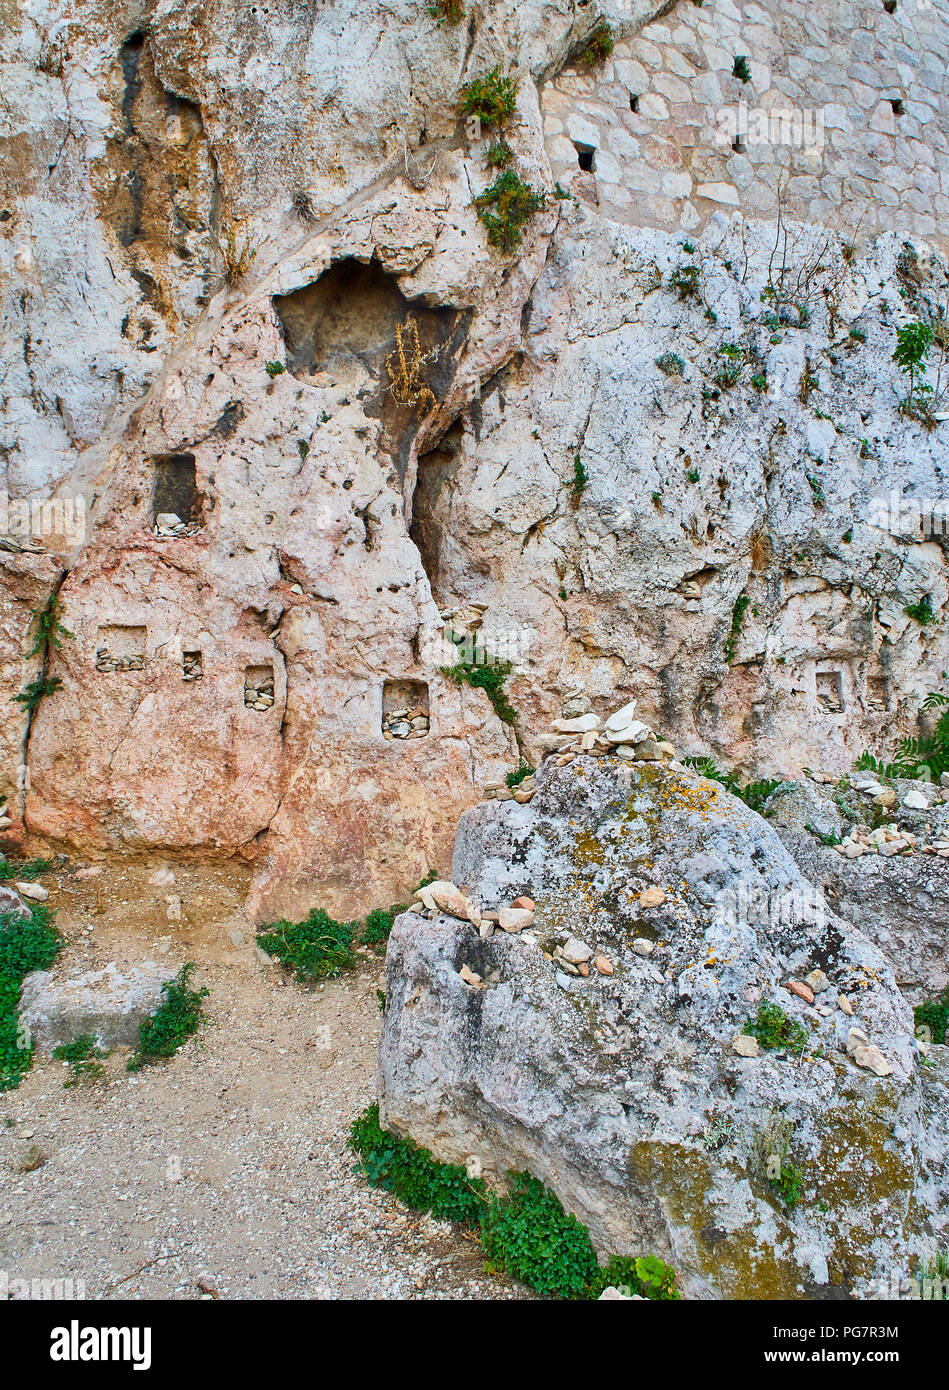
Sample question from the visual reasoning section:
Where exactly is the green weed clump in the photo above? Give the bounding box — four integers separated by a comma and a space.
915, 988, 949, 1045
428, 0, 464, 22
256, 909, 355, 982
577, 21, 614, 66
905, 594, 937, 625
506, 761, 535, 789
474, 170, 546, 253
53, 1034, 107, 1087
682, 758, 782, 815
348, 1104, 680, 1300
350, 1103, 487, 1224
724, 593, 750, 662
361, 905, 406, 949
0, 858, 54, 882
485, 140, 513, 168
441, 659, 517, 724
127, 963, 208, 1071
481, 1171, 598, 1297
668, 264, 701, 300
857, 689, 949, 782
26, 593, 72, 658
0, 905, 64, 1091
656, 353, 685, 377
743, 1001, 809, 1055
460, 66, 517, 127
12, 676, 63, 712
570, 453, 588, 504
588, 1253, 681, 1300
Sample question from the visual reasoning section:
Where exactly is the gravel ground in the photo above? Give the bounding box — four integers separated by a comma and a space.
0, 858, 525, 1300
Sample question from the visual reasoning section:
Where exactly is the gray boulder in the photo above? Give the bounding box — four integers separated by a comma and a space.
19, 961, 176, 1052
379, 756, 944, 1300
767, 780, 949, 1002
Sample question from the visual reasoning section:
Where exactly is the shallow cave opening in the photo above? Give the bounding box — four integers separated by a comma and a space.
95, 625, 147, 673
244, 665, 275, 710
866, 676, 890, 712
410, 421, 464, 607
272, 257, 472, 484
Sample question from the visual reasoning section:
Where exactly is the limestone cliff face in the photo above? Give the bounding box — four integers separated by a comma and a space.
3, 0, 949, 919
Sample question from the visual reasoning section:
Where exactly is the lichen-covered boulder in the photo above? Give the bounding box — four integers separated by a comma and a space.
379, 755, 945, 1299
19, 961, 176, 1052
767, 779, 949, 1003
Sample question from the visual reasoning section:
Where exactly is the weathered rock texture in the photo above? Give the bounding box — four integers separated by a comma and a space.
19, 960, 176, 1051
3, 0, 949, 920
766, 778, 949, 1003
379, 756, 947, 1299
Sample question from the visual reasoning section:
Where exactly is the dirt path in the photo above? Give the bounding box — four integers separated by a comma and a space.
0, 858, 521, 1299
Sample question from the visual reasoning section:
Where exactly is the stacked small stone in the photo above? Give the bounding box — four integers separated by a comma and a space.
383, 704, 430, 739
95, 646, 145, 673
154, 512, 200, 538
182, 653, 203, 682
244, 672, 275, 710
483, 772, 537, 803
536, 696, 676, 765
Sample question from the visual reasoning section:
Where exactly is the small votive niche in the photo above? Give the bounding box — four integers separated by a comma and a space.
95, 624, 146, 673
815, 669, 844, 714
244, 665, 275, 710
866, 676, 891, 712
182, 650, 203, 682
382, 678, 430, 739
152, 453, 197, 536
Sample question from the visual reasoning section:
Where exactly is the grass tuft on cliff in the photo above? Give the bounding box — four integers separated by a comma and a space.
440, 659, 517, 724
473, 170, 546, 254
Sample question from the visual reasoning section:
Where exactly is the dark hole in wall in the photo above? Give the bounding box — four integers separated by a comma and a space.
629, 93, 639, 112
272, 257, 472, 487
575, 143, 595, 172
410, 421, 466, 607
152, 453, 196, 525
866, 675, 890, 711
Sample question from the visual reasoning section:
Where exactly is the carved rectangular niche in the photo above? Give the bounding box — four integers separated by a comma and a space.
96, 624, 146, 673
244, 665, 274, 710
383, 678, 430, 739
815, 669, 844, 714
866, 675, 891, 712
182, 650, 203, 681
152, 453, 197, 535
